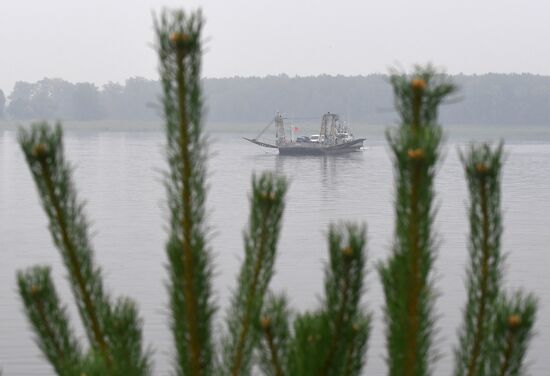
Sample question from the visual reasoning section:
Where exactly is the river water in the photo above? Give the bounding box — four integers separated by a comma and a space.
1, 124, 549, 375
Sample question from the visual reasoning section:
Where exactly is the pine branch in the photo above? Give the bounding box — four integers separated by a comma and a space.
404, 81, 424, 375
261, 322, 284, 376
19, 124, 112, 368
155, 10, 215, 376
454, 143, 505, 376
17, 266, 82, 375
19, 123, 152, 375
105, 297, 152, 375
320, 224, 370, 376
287, 311, 332, 376
492, 292, 537, 376
222, 173, 287, 376
258, 293, 292, 376
379, 66, 456, 376
389, 64, 456, 126
284, 224, 370, 376
342, 314, 371, 376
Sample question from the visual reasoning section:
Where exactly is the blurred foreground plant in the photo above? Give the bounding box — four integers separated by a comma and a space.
15, 8, 536, 376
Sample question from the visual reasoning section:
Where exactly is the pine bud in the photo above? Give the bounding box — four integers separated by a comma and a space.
411, 78, 427, 91
260, 191, 276, 203
31, 143, 48, 159
341, 246, 353, 257
260, 316, 271, 330
507, 314, 522, 330
475, 163, 489, 175
30, 285, 40, 295
170, 32, 193, 52
408, 148, 425, 161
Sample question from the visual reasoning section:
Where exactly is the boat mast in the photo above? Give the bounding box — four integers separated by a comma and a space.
320, 113, 328, 144
275, 113, 286, 145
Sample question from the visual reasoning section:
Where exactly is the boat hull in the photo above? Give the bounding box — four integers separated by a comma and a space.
277, 139, 365, 155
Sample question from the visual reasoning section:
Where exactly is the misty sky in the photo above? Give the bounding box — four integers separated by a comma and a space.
1, 0, 549, 93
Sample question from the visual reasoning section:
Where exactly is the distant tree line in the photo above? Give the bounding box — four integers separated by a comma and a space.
2, 77, 160, 121
2, 73, 550, 125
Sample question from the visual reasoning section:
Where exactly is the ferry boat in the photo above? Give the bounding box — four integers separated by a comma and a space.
244, 113, 365, 155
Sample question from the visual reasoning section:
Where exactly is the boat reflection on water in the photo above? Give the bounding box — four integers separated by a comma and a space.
272, 150, 366, 195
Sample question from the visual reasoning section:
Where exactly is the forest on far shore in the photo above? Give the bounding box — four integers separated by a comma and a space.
1, 73, 550, 125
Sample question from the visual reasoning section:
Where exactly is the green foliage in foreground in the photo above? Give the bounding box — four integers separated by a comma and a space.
14, 7, 537, 376
454, 144, 538, 376
379, 69, 455, 376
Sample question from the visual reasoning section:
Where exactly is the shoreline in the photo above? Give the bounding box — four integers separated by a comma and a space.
2, 120, 550, 142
